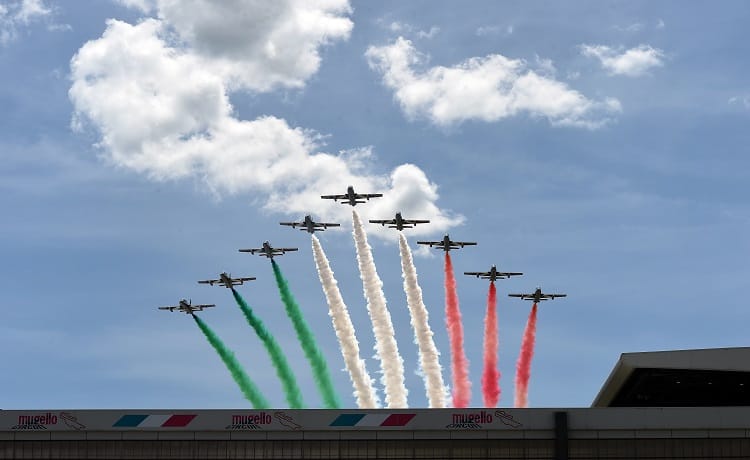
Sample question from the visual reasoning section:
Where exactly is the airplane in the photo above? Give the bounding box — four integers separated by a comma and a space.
369, 212, 430, 231
464, 265, 523, 282
158, 299, 215, 314
198, 272, 256, 288
417, 234, 477, 252
321, 185, 383, 207
238, 241, 298, 258
280, 215, 341, 234
508, 287, 566, 302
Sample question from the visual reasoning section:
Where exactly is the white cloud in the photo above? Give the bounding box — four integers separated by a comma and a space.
69, 7, 461, 238
581, 44, 665, 77
534, 55, 556, 76
386, 20, 439, 40
389, 21, 408, 32
417, 26, 439, 39
728, 95, 750, 109
365, 37, 620, 129
114, 0, 155, 12
0, 0, 52, 45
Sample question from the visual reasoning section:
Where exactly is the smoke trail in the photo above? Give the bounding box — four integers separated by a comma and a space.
311, 235, 380, 409
191, 314, 269, 408
230, 289, 304, 408
271, 259, 341, 409
352, 210, 408, 408
514, 303, 538, 408
444, 253, 471, 408
398, 232, 447, 408
482, 281, 500, 407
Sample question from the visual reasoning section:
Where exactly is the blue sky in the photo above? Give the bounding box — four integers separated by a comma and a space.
2, 0, 750, 409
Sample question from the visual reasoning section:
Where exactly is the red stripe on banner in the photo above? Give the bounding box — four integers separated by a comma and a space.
380, 414, 415, 426
162, 414, 196, 427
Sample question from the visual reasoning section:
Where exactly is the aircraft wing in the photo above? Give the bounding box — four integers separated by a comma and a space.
238, 248, 261, 254
405, 219, 430, 224
278, 248, 298, 252
280, 222, 300, 228
546, 294, 567, 299
320, 222, 341, 228
197, 279, 218, 285
500, 272, 523, 277
455, 242, 477, 247
369, 219, 393, 225
158, 306, 175, 311
416, 241, 441, 246
360, 193, 383, 199
463, 271, 485, 277
235, 277, 256, 283
508, 294, 527, 298
193, 304, 216, 310
320, 194, 346, 200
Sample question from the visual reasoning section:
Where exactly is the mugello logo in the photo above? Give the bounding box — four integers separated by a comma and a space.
446, 410, 523, 429
226, 412, 273, 430
12, 413, 58, 430
446, 410, 494, 429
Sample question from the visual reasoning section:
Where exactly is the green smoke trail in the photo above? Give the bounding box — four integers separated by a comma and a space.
271, 259, 341, 408
231, 288, 305, 408
191, 314, 269, 409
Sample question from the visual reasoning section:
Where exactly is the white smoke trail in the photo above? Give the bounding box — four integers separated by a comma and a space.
352, 210, 408, 408
311, 235, 380, 409
398, 232, 447, 408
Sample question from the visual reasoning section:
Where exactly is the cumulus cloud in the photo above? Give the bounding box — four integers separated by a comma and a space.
69, 4, 461, 238
366, 37, 620, 129
0, 0, 52, 44
581, 44, 665, 77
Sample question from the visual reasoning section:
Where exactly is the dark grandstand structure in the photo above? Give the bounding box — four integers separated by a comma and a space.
2, 347, 749, 459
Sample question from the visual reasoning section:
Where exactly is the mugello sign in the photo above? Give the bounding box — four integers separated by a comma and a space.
1, 409, 532, 432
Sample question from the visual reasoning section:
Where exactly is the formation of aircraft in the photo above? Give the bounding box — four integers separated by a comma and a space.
321, 185, 383, 207
280, 215, 340, 234
198, 272, 256, 288
369, 212, 430, 231
508, 288, 567, 302
464, 265, 523, 282
417, 234, 476, 252
160, 187, 570, 318
158, 299, 215, 314
239, 241, 298, 259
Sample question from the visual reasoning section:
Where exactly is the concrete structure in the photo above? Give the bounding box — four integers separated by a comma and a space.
2, 347, 749, 459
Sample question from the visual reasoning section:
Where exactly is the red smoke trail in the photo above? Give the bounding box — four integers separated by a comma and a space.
482, 281, 500, 407
445, 253, 471, 407
514, 303, 538, 408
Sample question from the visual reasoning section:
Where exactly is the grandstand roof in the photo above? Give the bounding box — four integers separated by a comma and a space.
592, 347, 750, 407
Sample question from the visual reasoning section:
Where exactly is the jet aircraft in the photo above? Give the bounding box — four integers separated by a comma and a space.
465, 265, 523, 282
280, 215, 341, 234
417, 234, 477, 252
508, 287, 566, 302
158, 299, 215, 314
321, 185, 383, 206
198, 272, 256, 288
239, 241, 298, 258
369, 212, 430, 231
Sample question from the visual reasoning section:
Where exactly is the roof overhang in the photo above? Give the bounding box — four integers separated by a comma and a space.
592, 347, 750, 407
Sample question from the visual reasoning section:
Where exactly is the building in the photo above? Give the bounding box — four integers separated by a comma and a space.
2, 347, 749, 459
